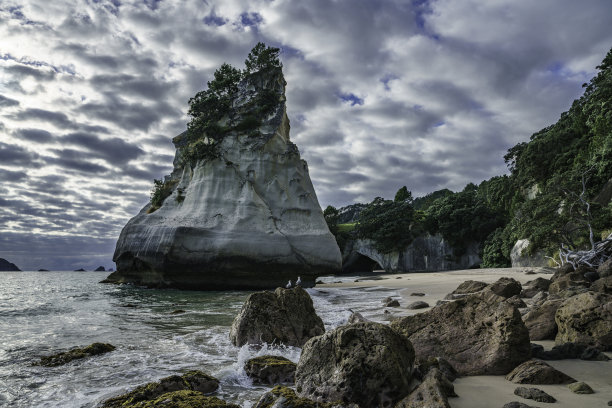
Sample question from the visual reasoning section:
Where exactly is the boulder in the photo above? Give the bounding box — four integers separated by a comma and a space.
505, 360, 575, 384
584, 271, 600, 282
514, 386, 556, 403
253, 386, 357, 408
598, 258, 612, 277
0, 258, 21, 271
410, 292, 426, 296
591, 275, 612, 294
94, 266, 106, 272
390, 290, 530, 375
229, 287, 324, 347
531, 342, 609, 361
568, 381, 594, 394
347, 311, 369, 324
383, 297, 400, 307
488, 277, 522, 298
414, 357, 459, 382
295, 322, 415, 407
531, 291, 548, 305
101, 371, 220, 407
395, 367, 456, 408
406, 301, 429, 310
521, 278, 551, 298
506, 295, 527, 309
522, 298, 563, 340
549, 265, 591, 294
555, 291, 612, 350
511, 239, 549, 267
38, 342, 115, 367
451, 280, 488, 294
503, 403, 538, 408
105, 391, 239, 408
106, 66, 341, 290
244, 356, 296, 385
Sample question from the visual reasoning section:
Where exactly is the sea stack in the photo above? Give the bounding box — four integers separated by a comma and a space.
106, 65, 341, 289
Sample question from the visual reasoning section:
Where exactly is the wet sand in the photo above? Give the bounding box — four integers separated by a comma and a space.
317, 267, 612, 407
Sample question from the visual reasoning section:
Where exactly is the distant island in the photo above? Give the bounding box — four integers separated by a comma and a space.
0, 258, 21, 271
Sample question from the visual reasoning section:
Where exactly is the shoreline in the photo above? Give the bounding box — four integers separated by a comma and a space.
317, 267, 612, 408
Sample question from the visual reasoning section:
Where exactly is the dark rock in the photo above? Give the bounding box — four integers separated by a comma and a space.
74, 268, 86, 271
514, 386, 556, 402
407, 301, 429, 310
170, 309, 186, 314
415, 357, 458, 382
244, 355, 296, 385
549, 265, 591, 294
443, 293, 469, 300
591, 275, 612, 294
521, 278, 551, 298
347, 311, 369, 324
0, 258, 21, 271
505, 360, 575, 384
523, 299, 563, 340
488, 277, 522, 298
395, 367, 456, 408
101, 371, 220, 407
531, 341, 610, 361
253, 386, 357, 408
111, 391, 238, 408
391, 290, 530, 375
38, 269, 49, 271
525, 270, 537, 275
598, 258, 612, 278
295, 322, 415, 407
506, 295, 527, 308
555, 291, 612, 350
568, 381, 594, 394
315, 280, 324, 284
229, 287, 324, 347
411, 292, 426, 296
383, 297, 400, 307
503, 402, 539, 408
584, 271, 600, 282
451, 280, 488, 294
94, 266, 106, 272
531, 291, 548, 305
38, 343, 115, 367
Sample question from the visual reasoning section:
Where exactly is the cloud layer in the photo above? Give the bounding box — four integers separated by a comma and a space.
1, 0, 611, 270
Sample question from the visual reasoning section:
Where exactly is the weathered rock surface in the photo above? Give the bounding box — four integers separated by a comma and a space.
229, 287, 324, 347
548, 269, 590, 294
503, 402, 539, 408
521, 278, 551, 298
555, 291, 612, 350
452, 280, 488, 294
514, 386, 556, 403
253, 386, 356, 408
395, 367, 456, 408
511, 239, 549, 268
295, 322, 415, 407
598, 258, 612, 277
391, 290, 530, 375
488, 277, 522, 298
37, 342, 115, 367
244, 355, 296, 385
531, 342, 610, 361
407, 301, 429, 309
591, 275, 612, 293
523, 298, 563, 340
101, 371, 220, 407
505, 360, 575, 384
107, 67, 341, 289
506, 295, 527, 309
346, 311, 369, 324
383, 297, 400, 307
105, 391, 239, 408
568, 381, 594, 394
0, 258, 20, 271
414, 357, 459, 383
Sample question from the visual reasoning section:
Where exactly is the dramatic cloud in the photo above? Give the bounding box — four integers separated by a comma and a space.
1, 0, 611, 269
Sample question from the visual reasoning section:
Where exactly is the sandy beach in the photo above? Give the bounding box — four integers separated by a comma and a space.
318, 267, 612, 408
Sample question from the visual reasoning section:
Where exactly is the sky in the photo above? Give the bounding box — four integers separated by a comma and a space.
1, 0, 612, 270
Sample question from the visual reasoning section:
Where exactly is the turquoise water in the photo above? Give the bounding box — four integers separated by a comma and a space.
0, 272, 399, 407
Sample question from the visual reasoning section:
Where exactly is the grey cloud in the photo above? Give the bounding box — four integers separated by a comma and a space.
15, 128, 54, 143
63, 132, 144, 162
0, 142, 39, 165
0, 94, 20, 107
15, 108, 78, 129
90, 74, 178, 99
0, 169, 28, 182
46, 148, 111, 174
5, 64, 56, 81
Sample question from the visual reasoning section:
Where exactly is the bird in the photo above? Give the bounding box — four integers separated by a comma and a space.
296, 276, 302, 287
286, 280, 292, 289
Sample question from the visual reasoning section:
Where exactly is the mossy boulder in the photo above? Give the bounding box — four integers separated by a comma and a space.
253, 385, 354, 408
116, 390, 240, 408
102, 371, 219, 407
295, 322, 415, 407
229, 287, 324, 347
244, 356, 296, 385
555, 291, 612, 350
37, 342, 115, 367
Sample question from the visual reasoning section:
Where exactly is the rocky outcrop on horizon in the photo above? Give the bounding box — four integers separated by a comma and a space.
106, 67, 341, 289
0, 258, 21, 271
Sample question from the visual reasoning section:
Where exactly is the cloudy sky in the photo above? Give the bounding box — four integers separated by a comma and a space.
1, 0, 611, 270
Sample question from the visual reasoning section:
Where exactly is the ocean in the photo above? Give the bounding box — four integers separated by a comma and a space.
0, 271, 399, 407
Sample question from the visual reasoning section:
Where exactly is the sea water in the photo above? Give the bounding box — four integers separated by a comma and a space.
0, 272, 400, 407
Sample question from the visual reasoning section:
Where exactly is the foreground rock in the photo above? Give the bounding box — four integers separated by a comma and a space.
395, 367, 456, 408
505, 360, 575, 384
531, 342, 610, 361
391, 290, 530, 375
295, 322, 414, 407
521, 278, 551, 298
38, 342, 115, 367
229, 287, 324, 347
0, 258, 21, 271
555, 291, 612, 350
522, 298, 563, 340
253, 386, 356, 408
568, 381, 594, 394
514, 386, 556, 403
488, 277, 522, 298
244, 356, 296, 385
548, 265, 590, 294
106, 65, 341, 290
102, 371, 220, 407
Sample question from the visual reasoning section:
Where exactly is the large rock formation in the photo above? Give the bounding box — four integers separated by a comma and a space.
511, 239, 549, 268
106, 67, 341, 289
555, 291, 612, 350
0, 258, 21, 271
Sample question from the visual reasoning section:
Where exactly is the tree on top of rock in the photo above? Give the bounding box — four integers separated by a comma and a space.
244, 42, 282, 74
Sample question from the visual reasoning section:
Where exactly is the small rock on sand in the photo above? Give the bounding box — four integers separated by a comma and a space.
568, 381, 594, 394
410, 292, 426, 296
514, 386, 556, 402
503, 402, 539, 408
506, 360, 575, 384
407, 301, 429, 309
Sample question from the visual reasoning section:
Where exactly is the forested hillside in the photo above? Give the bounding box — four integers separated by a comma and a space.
326, 48, 612, 266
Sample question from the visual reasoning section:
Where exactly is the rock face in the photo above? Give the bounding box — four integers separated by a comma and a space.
253, 386, 357, 408
107, 67, 341, 289
390, 290, 530, 375
0, 258, 20, 271
506, 360, 575, 384
523, 298, 563, 340
229, 287, 324, 347
555, 291, 612, 350
244, 356, 296, 385
395, 367, 456, 408
511, 239, 549, 268
295, 322, 415, 407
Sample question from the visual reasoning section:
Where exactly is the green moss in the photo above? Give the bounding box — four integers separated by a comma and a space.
131, 390, 239, 408
260, 386, 341, 408
247, 356, 295, 367
337, 223, 356, 233
38, 342, 115, 367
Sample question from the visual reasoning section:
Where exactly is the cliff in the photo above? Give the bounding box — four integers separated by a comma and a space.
106, 67, 341, 289
0, 258, 21, 271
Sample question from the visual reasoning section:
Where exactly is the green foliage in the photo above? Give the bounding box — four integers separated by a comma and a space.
394, 186, 413, 202
412, 189, 453, 210
244, 42, 282, 74
323, 205, 339, 236
356, 196, 417, 253
481, 227, 511, 268
149, 178, 177, 212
